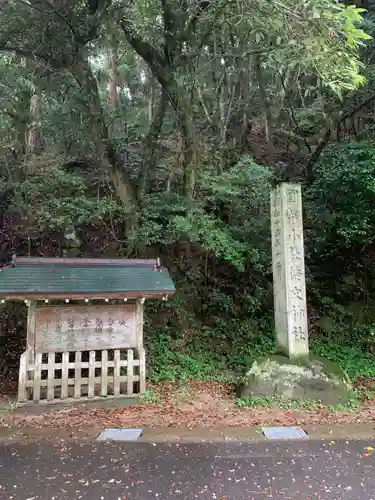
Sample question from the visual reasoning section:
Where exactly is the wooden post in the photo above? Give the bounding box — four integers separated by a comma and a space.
33, 353, 42, 402
135, 299, 146, 395
18, 352, 27, 403
139, 347, 146, 394
127, 349, 134, 395
135, 298, 144, 350
113, 349, 120, 397
26, 301, 37, 362
88, 350, 95, 398
74, 351, 82, 398
47, 352, 55, 401
101, 350, 108, 396
61, 352, 69, 399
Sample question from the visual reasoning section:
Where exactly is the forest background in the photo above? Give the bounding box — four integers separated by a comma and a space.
1, 0, 375, 398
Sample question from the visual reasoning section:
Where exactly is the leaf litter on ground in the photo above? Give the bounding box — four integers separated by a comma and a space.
2, 380, 375, 429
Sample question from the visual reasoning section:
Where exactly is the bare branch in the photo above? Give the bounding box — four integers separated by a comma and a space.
306, 93, 375, 179
0, 46, 63, 70
278, 71, 312, 154
196, 85, 214, 125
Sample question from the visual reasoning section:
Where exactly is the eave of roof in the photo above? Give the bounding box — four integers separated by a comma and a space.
0, 256, 175, 300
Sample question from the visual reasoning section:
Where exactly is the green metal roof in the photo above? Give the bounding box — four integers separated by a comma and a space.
0, 257, 175, 299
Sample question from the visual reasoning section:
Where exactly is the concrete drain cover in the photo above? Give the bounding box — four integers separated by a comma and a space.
97, 428, 143, 441
262, 427, 308, 440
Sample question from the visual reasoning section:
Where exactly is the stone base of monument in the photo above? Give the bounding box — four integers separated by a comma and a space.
238, 355, 353, 405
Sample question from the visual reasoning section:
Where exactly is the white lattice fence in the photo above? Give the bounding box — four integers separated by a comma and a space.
18, 348, 146, 403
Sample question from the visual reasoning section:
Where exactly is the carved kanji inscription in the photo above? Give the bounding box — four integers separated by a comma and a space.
35, 304, 137, 352
271, 183, 309, 358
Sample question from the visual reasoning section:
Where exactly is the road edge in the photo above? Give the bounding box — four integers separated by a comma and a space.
0, 424, 374, 444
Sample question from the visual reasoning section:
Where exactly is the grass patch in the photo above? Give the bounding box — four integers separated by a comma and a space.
147, 333, 375, 396
145, 333, 375, 412
311, 342, 375, 379
140, 390, 162, 404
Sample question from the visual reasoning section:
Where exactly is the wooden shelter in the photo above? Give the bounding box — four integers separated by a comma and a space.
0, 257, 175, 404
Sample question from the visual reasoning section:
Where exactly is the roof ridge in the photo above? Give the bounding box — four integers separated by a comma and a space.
0, 257, 175, 298
15, 257, 160, 268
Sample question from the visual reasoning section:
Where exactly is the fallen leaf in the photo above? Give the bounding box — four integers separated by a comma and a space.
3, 380, 375, 429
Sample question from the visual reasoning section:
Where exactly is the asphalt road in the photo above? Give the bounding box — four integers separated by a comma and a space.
0, 439, 375, 499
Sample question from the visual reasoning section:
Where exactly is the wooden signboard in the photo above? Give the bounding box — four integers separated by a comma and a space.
34, 304, 137, 352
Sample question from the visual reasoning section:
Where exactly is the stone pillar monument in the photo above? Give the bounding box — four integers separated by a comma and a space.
270, 183, 309, 359
237, 182, 352, 405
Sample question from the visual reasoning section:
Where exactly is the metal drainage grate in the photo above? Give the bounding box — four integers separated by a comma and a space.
261, 427, 308, 440
97, 428, 143, 441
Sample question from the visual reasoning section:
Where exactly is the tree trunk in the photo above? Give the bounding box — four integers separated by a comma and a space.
108, 44, 119, 111
70, 56, 137, 205
121, 24, 197, 199
148, 74, 196, 199
255, 57, 274, 165
138, 88, 169, 199
180, 105, 196, 199
26, 93, 43, 155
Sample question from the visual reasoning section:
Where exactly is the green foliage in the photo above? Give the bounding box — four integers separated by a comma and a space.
314, 296, 375, 352
245, 0, 371, 94
319, 4, 371, 93
140, 389, 162, 404
306, 141, 375, 257
201, 157, 272, 273
145, 315, 375, 385
146, 334, 222, 383
129, 192, 246, 269
2, 0, 375, 410
311, 342, 375, 379
129, 157, 271, 270
6, 154, 131, 231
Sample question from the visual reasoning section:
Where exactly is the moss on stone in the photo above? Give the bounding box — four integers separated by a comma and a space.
313, 356, 351, 382
237, 354, 354, 405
